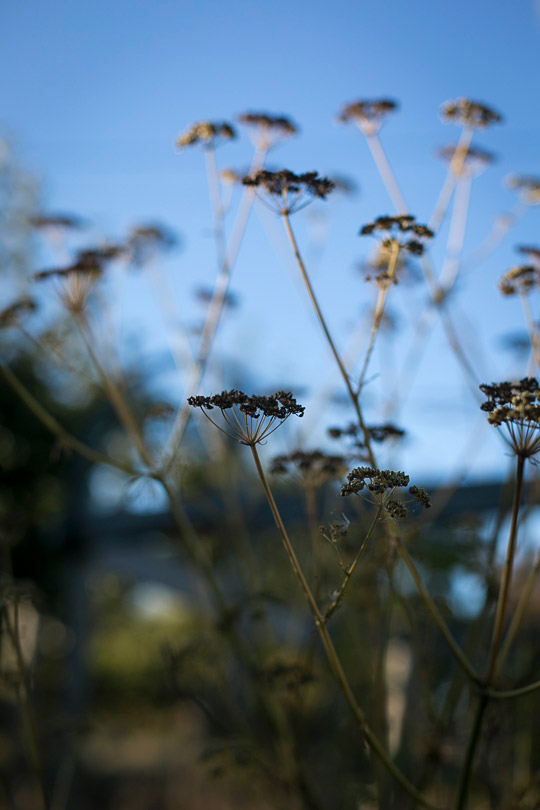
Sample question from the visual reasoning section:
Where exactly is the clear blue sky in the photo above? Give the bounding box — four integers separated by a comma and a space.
3, 0, 540, 482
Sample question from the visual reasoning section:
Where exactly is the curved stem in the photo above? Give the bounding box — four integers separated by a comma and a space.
455, 453, 525, 810
249, 444, 441, 810
324, 506, 382, 620
356, 240, 399, 393
0, 363, 137, 476
161, 145, 267, 471
281, 211, 376, 467
394, 538, 481, 685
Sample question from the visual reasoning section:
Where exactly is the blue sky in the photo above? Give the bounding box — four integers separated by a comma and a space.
3, 0, 540, 481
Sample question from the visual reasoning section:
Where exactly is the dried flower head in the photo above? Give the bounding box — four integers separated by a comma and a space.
341, 466, 430, 519
329, 422, 405, 447
505, 175, 540, 205
338, 99, 398, 135
33, 246, 119, 313
0, 297, 37, 329
437, 144, 495, 176
270, 449, 346, 486
187, 390, 304, 446
29, 213, 85, 230
242, 169, 335, 214
517, 246, 540, 266
127, 223, 177, 265
195, 286, 238, 309
220, 168, 243, 185
176, 121, 236, 150
480, 378, 540, 457
499, 265, 540, 296
360, 215, 434, 257
440, 99, 502, 129
238, 112, 298, 148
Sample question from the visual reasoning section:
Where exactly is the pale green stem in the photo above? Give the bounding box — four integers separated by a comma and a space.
324, 506, 383, 620
281, 211, 376, 467
0, 363, 136, 476
249, 443, 441, 810
356, 240, 400, 394
429, 128, 474, 234
161, 145, 267, 471
495, 543, 540, 677
364, 130, 408, 214
455, 453, 525, 810
75, 314, 155, 469
394, 539, 481, 685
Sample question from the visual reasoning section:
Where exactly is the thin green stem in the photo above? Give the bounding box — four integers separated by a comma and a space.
356, 240, 400, 394
324, 506, 382, 621
281, 211, 376, 467
0, 363, 137, 476
250, 444, 441, 810
394, 539, 481, 685
455, 453, 525, 810
161, 145, 267, 471
364, 131, 408, 214
495, 543, 540, 676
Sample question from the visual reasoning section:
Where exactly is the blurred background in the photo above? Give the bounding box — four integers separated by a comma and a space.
2, 2, 540, 808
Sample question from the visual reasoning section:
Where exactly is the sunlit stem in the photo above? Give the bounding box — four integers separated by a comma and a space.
281, 210, 376, 467
519, 293, 540, 371
429, 127, 474, 233
161, 145, 267, 472
356, 240, 400, 395
364, 130, 408, 214
249, 443, 440, 810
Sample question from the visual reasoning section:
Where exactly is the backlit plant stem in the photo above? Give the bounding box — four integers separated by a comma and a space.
161, 145, 267, 471
455, 453, 525, 810
429, 127, 474, 234
364, 131, 408, 214
356, 239, 400, 394
281, 211, 376, 467
249, 443, 440, 810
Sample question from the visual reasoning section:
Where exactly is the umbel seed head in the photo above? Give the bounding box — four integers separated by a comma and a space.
480, 378, 540, 458
188, 390, 304, 446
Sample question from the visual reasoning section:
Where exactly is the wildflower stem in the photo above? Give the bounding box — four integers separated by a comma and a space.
455, 453, 525, 810
324, 505, 382, 620
356, 240, 400, 394
495, 541, 540, 676
394, 538, 481, 685
0, 363, 137, 476
364, 132, 408, 214
281, 211, 375, 466
250, 444, 441, 810
161, 146, 267, 471
429, 127, 474, 234
75, 314, 155, 469
1, 603, 47, 810
519, 293, 540, 370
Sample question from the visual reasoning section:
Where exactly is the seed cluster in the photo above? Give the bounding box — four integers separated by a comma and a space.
188, 390, 304, 446
341, 467, 430, 519
360, 215, 434, 257
440, 99, 502, 129
338, 99, 397, 134
0, 298, 37, 329
328, 423, 405, 446
238, 112, 298, 138
270, 450, 345, 485
176, 121, 236, 149
438, 144, 495, 174
480, 379, 540, 457
505, 175, 540, 205
499, 265, 540, 296
242, 170, 335, 214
